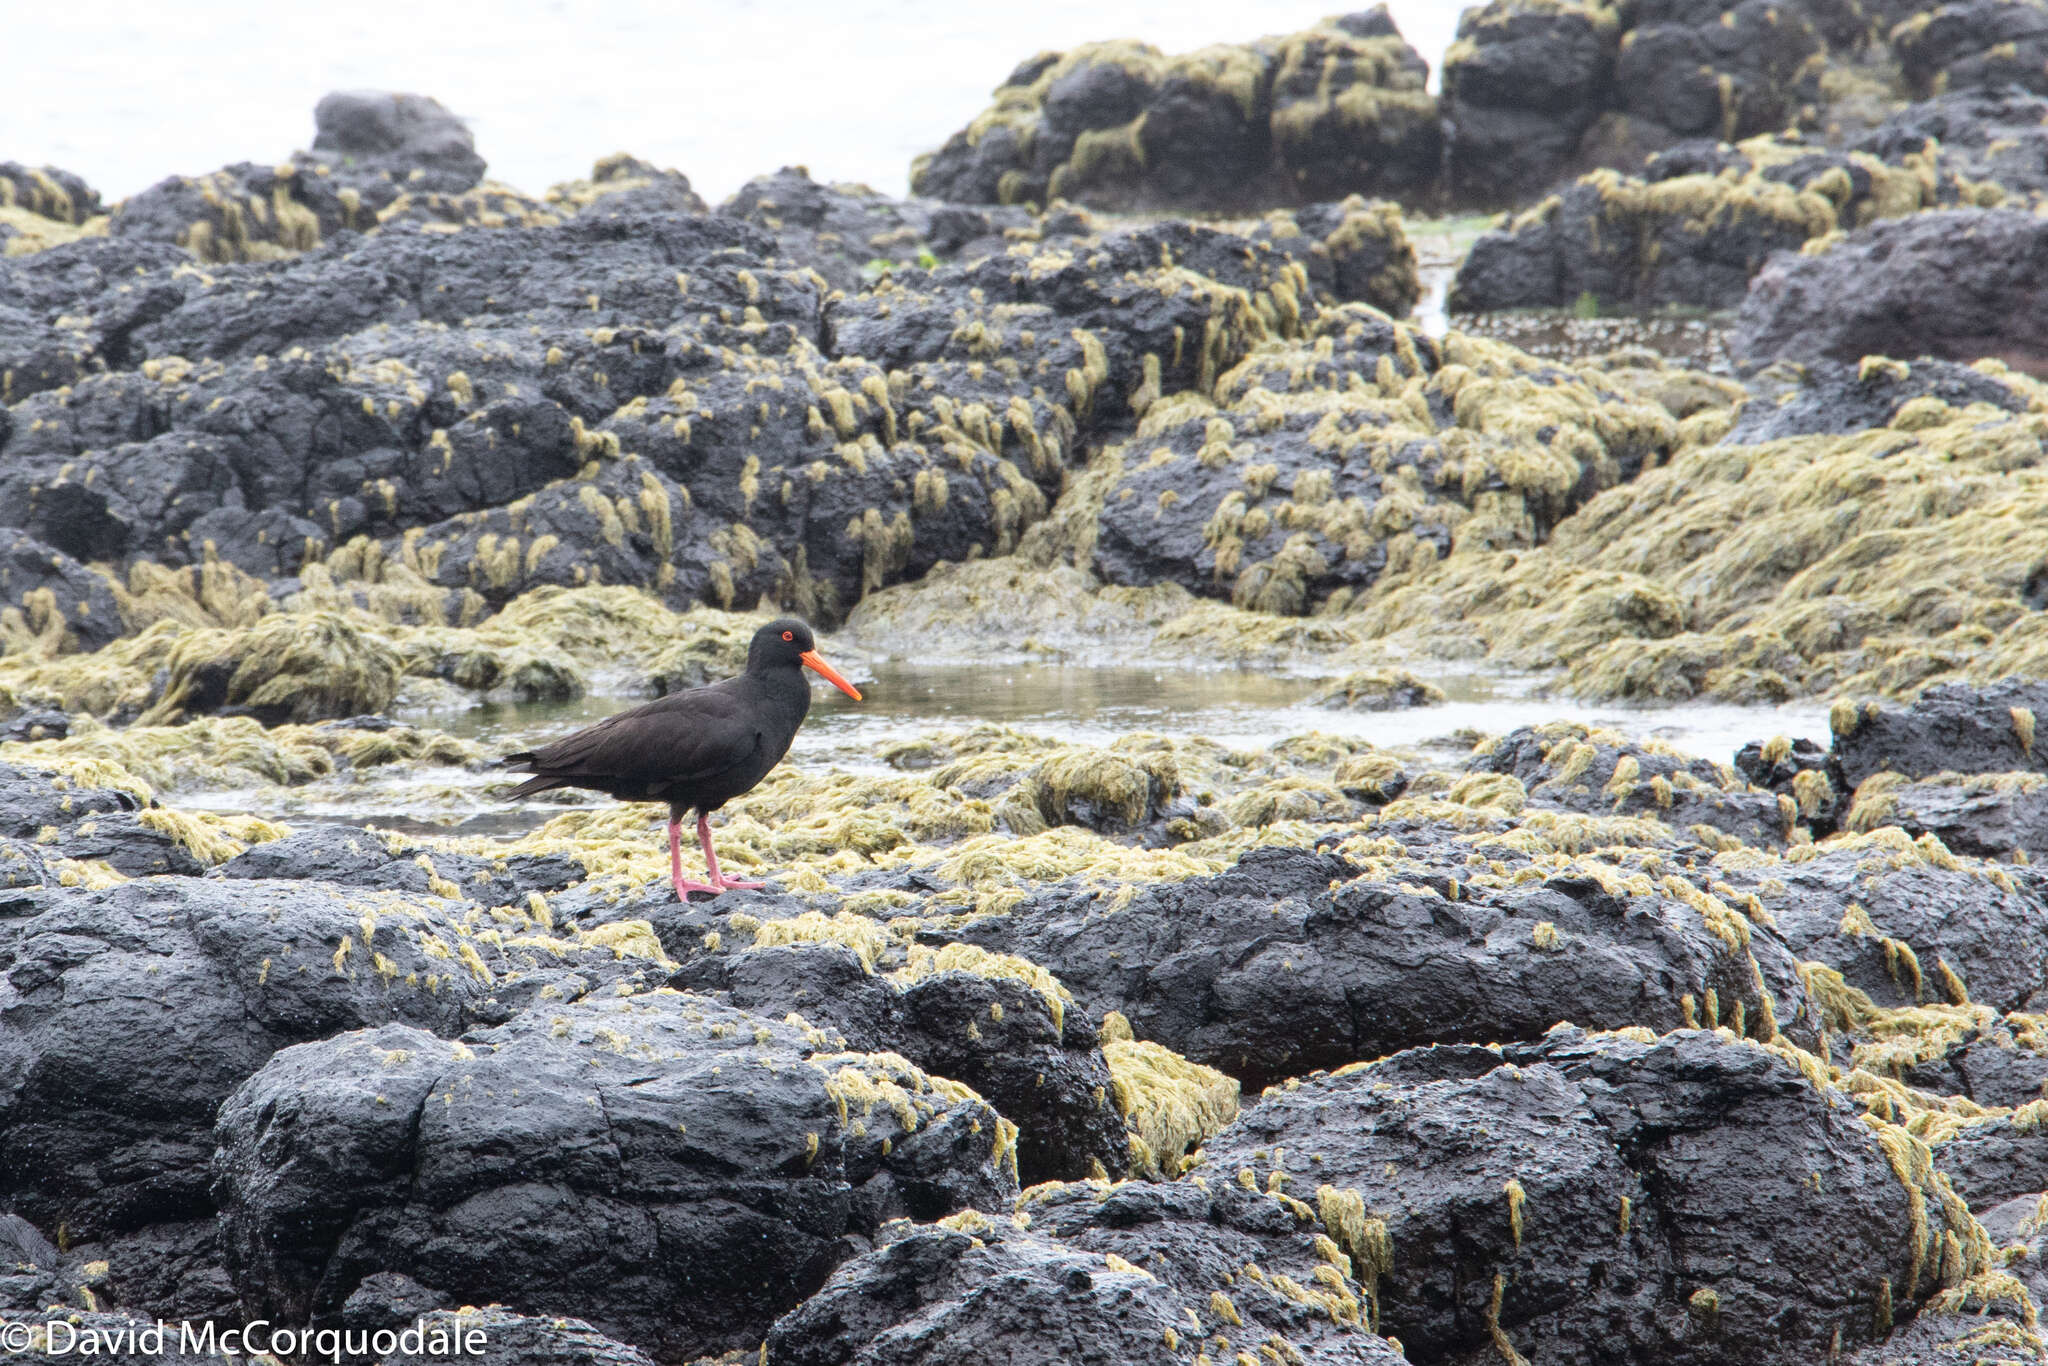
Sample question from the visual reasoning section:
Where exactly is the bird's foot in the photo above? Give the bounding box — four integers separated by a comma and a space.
672, 877, 721, 900
711, 874, 766, 891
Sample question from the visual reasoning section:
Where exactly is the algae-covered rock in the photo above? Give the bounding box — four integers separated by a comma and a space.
105, 92, 489, 265
1056, 322, 1672, 614
0, 530, 124, 656
1933, 1110, 2048, 1212
1249, 196, 1420, 317
1203, 1025, 1992, 1365
1895, 0, 2048, 99
0, 163, 102, 227
826, 220, 1312, 441
1441, 0, 1620, 208
909, 10, 1438, 213
1832, 680, 2048, 789
1612, 0, 1827, 146
1727, 833, 2048, 1016
1899, 1020, 2048, 1109
844, 558, 1200, 663
546, 152, 707, 219
1451, 152, 1891, 314
676, 940, 1129, 1185
0, 236, 187, 403
768, 1178, 1407, 1365
717, 164, 1029, 293
1349, 360, 2048, 701
1736, 733, 1843, 832
1725, 356, 2030, 444
1852, 85, 2048, 204
1734, 208, 2048, 370
1853, 772, 2048, 861
0, 836, 47, 889
1473, 721, 1791, 846
1309, 669, 1444, 710
217, 824, 585, 905
955, 843, 1816, 1090
0, 758, 142, 837
215, 994, 1020, 1362
139, 610, 402, 724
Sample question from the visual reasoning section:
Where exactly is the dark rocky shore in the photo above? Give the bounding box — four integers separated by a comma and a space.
11, 5, 2048, 1363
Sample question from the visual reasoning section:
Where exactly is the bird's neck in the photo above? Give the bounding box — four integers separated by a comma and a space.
751, 664, 814, 721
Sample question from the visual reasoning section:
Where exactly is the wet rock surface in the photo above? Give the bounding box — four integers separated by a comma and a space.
214, 995, 1019, 1361
15, 48, 2048, 1365
951, 843, 1819, 1091
1204, 1026, 1991, 1365
671, 943, 1129, 1185
768, 1179, 1407, 1364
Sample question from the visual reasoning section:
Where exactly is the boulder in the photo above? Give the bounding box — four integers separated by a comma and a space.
0, 837, 47, 889
1201, 1025, 1993, 1364
1451, 165, 1835, 313
1734, 733, 1842, 833
1831, 680, 2048, 789
0, 163, 102, 225
214, 994, 1020, 1362
310, 91, 487, 193
0, 760, 142, 840
0, 530, 124, 653
1062, 320, 1675, 614
954, 844, 1818, 1090
0, 879, 474, 1305
1441, 0, 1619, 208
1472, 721, 1790, 846
1723, 837, 2048, 1015
0, 236, 189, 402
1732, 209, 2048, 372
547, 154, 707, 220
768, 1180, 1407, 1364
1851, 86, 2048, 204
908, 11, 1439, 213
1900, 1021, 2048, 1108
674, 941, 1130, 1185
216, 824, 585, 906
1612, 0, 1826, 145
1933, 1111, 2048, 1211
1895, 0, 2048, 99
0, 873, 665, 1314
719, 165, 1029, 293
1247, 197, 1420, 316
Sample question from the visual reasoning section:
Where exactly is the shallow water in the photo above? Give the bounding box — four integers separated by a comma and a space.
189, 662, 1834, 836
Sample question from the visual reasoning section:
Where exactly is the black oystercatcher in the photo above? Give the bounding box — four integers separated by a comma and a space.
502, 618, 861, 898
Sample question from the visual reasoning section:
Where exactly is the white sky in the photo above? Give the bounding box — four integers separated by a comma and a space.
8, 1, 1466, 205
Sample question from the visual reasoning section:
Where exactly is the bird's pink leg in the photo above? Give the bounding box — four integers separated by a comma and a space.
669, 816, 718, 899
699, 812, 764, 891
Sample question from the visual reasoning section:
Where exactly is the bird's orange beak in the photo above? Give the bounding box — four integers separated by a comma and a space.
800, 649, 862, 701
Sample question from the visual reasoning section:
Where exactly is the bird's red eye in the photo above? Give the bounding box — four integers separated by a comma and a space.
782, 630, 794, 641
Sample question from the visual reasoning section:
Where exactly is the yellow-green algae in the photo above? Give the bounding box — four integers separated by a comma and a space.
0, 577, 766, 718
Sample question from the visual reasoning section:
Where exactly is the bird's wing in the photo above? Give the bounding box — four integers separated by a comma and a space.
513, 684, 761, 793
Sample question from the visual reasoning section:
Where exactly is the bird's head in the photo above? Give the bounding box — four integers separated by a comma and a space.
749, 618, 862, 700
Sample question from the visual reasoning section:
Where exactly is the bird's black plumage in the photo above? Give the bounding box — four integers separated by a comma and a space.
502, 618, 860, 897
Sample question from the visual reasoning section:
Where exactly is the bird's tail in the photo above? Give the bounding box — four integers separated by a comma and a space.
500, 752, 562, 800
